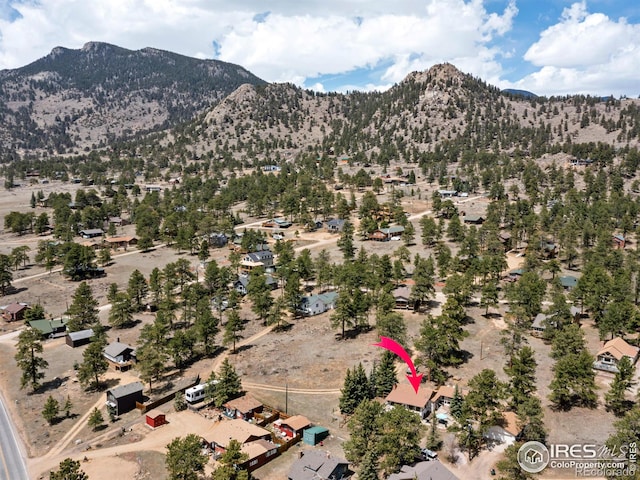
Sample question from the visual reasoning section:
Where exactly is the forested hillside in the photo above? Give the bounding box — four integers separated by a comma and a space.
0, 41, 265, 153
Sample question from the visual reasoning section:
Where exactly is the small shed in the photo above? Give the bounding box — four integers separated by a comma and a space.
303, 426, 329, 445
145, 409, 166, 428
275, 415, 311, 438
66, 328, 94, 347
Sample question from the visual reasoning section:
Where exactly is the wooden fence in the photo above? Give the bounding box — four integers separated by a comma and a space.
135, 376, 200, 413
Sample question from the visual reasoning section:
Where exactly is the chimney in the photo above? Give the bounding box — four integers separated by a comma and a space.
117, 337, 120, 343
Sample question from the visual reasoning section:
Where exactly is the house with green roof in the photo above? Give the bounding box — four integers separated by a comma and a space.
299, 292, 339, 316
28, 318, 68, 338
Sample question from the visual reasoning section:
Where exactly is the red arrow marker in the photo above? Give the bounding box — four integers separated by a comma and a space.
373, 336, 423, 393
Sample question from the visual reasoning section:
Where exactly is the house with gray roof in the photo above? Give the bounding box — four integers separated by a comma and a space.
288, 450, 350, 480
388, 461, 459, 480
106, 381, 144, 415
103, 341, 136, 370
241, 250, 274, 270
326, 218, 346, 233
234, 274, 278, 295
79, 228, 104, 239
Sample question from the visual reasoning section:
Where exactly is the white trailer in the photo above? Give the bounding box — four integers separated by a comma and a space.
185, 380, 218, 403
185, 384, 206, 403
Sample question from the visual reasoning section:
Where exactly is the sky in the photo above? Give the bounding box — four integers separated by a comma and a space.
0, 0, 638, 97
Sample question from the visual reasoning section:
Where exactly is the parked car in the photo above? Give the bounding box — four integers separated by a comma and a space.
421, 448, 438, 461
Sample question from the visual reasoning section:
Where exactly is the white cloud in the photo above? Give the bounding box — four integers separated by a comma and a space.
524, 1, 639, 68
0, 0, 516, 90
509, 1, 640, 96
0, 0, 635, 97
213, 0, 517, 86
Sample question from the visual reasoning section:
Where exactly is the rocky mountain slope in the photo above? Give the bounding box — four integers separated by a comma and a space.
181, 62, 640, 165
0, 41, 638, 167
0, 42, 265, 153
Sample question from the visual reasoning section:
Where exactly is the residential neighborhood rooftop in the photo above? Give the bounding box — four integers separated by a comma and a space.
281, 414, 311, 431
597, 337, 640, 361
388, 461, 459, 480
223, 394, 263, 414
385, 384, 434, 409
203, 418, 270, 448
104, 341, 134, 358
288, 450, 349, 480
107, 381, 144, 399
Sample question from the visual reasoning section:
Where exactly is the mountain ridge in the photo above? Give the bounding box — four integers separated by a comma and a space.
0, 41, 266, 153
0, 42, 638, 164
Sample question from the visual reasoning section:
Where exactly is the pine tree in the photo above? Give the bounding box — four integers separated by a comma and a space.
373, 351, 397, 398
49, 458, 89, 480
218, 439, 249, 471
606, 406, 640, 480
166, 434, 209, 480
98, 247, 112, 267
505, 346, 538, 410
194, 297, 219, 356
88, 407, 104, 431
109, 292, 133, 328
375, 311, 407, 346
496, 443, 533, 480
66, 281, 99, 332
339, 363, 372, 415
174, 391, 187, 411
204, 370, 218, 405
410, 255, 435, 308
517, 395, 547, 443
136, 344, 167, 393
14, 328, 48, 391
78, 335, 109, 389
605, 356, 636, 416
246, 266, 273, 324
127, 269, 148, 312
548, 326, 598, 410
215, 358, 241, 407
425, 414, 442, 450
343, 399, 384, 466
337, 221, 356, 260
42, 395, 60, 425
223, 308, 245, 354
463, 369, 507, 429
63, 396, 73, 418
450, 385, 464, 420
358, 450, 379, 480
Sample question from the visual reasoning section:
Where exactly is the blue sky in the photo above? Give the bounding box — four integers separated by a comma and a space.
0, 1, 638, 97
